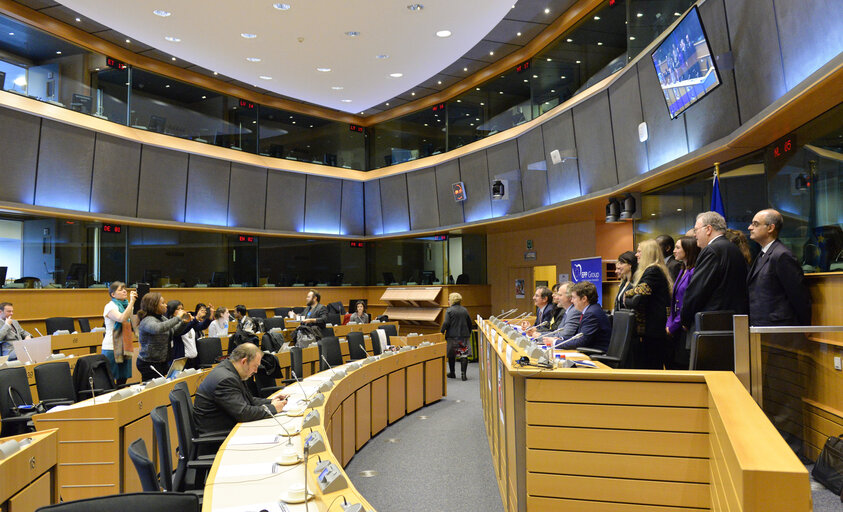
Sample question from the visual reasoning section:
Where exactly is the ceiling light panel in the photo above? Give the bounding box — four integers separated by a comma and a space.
58, 0, 514, 112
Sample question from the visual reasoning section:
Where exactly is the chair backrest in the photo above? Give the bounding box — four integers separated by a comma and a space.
326, 313, 342, 326
128, 438, 160, 492
34, 361, 76, 402
317, 336, 343, 370
347, 331, 367, 360
0, 367, 34, 415
169, 386, 197, 462
321, 326, 335, 338
694, 310, 735, 332
262, 317, 285, 331
368, 330, 384, 355
289, 346, 303, 379
72, 354, 116, 394
35, 493, 200, 512
326, 301, 345, 315
689, 331, 735, 371
274, 307, 292, 317
150, 405, 174, 491
77, 318, 91, 333
380, 324, 398, 337
247, 309, 267, 319
196, 338, 222, 366
45, 317, 75, 334
605, 311, 635, 368
292, 306, 305, 315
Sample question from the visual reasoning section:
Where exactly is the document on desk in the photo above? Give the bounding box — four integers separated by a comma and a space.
215, 502, 289, 512
215, 463, 277, 479
227, 434, 280, 446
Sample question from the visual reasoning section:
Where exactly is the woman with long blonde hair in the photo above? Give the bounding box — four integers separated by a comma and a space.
624, 239, 673, 369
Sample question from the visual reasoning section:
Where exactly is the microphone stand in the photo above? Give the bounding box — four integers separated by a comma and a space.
262, 404, 293, 445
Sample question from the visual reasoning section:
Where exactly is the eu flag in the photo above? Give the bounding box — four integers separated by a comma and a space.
711, 170, 725, 217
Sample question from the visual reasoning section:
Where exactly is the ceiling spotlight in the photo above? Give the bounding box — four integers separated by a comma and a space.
436, 30, 452, 38
171, 57, 176, 61
475, 87, 480, 91
389, 73, 403, 78
407, 4, 423, 10
597, 41, 603, 45
593, 16, 600, 20
489, 51, 494, 55
385, 102, 390, 106
341, 99, 352, 102
213, 71, 218, 75
546, 58, 552, 61
480, 102, 484, 105
411, 92, 415, 96
164, 36, 181, 42
241, 33, 257, 39
532, 74, 537, 78
316, 67, 331, 72
125, 39, 131, 43
544, 8, 550, 14
201, 95, 206, 99
674, 12, 681, 16
516, 32, 521, 36
165, 84, 170, 88
437, 80, 442, 84
331, 86, 344, 90
576, 60, 581, 64
273, 3, 291, 10
630, 36, 636, 40
56, 50, 62, 54
153, 9, 171, 17
566, 38, 573, 42
463, 67, 468, 72
259, 75, 272, 80
246, 57, 262, 62
550, 89, 555, 93
560, 75, 566, 79
345, 31, 360, 37
75, 17, 81, 22
376, 54, 389, 59
8, 32, 14, 36
636, 12, 643, 17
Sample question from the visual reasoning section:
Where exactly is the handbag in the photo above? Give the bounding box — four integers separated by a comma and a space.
812, 435, 843, 495
7, 386, 46, 417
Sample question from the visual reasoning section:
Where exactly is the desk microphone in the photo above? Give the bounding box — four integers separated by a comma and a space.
88, 376, 96, 405
150, 365, 167, 380
303, 442, 311, 512
290, 370, 311, 400
22, 344, 34, 363
262, 404, 293, 445
320, 355, 336, 375
554, 332, 583, 349
497, 308, 517, 319
34, 328, 44, 337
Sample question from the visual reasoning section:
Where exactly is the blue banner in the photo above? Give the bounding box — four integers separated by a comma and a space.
571, 257, 603, 306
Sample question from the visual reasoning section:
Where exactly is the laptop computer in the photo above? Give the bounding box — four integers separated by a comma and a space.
166, 357, 188, 379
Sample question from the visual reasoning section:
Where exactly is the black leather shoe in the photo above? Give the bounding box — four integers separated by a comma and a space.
447, 372, 456, 379
461, 374, 467, 381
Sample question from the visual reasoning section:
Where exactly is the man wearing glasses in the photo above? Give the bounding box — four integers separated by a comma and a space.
680, 211, 748, 329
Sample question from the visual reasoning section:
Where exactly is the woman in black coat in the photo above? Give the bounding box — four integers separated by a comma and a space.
441, 292, 473, 381
624, 240, 673, 369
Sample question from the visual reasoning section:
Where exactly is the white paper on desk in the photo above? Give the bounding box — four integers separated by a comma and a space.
506, 345, 513, 363
281, 397, 312, 412
227, 434, 279, 446
214, 501, 286, 512
214, 463, 276, 479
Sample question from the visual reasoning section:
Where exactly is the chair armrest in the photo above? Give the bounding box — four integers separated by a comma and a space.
76, 388, 106, 400
280, 378, 295, 385
576, 347, 604, 355
192, 435, 227, 446
42, 399, 75, 409
259, 385, 283, 398
591, 354, 621, 368
187, 459, 214, 469
199, 363, 215, 369
2, 416, 35, 425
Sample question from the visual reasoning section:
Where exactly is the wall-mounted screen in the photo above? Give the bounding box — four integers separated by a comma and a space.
651, 6, 720, 119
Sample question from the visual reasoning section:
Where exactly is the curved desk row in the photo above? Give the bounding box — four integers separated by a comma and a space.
478, 319, 811, 512
203, 341, 447, 511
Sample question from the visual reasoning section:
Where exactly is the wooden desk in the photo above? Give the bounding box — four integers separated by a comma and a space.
390, 332, 444, 346
31, 371, 208, 502
478, 319, 811, 512
0, 429, 59, 512
49, 332, 104, 356
202, 343, 447, 511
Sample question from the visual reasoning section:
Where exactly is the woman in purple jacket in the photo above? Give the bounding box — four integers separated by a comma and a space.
666, 236, 700, 368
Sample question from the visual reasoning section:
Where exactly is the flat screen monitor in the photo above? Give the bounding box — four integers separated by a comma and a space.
651, 6, 720, 119
0, 71, 6, 90
420, 271, 436, 285
0, 266, 7, 286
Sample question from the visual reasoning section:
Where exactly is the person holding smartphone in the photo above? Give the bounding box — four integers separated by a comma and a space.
102, 282, 137, 385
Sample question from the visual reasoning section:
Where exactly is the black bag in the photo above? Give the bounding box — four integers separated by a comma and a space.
812, 435, 843, 495
293, 324, 322, 347
7, 387, 46, 417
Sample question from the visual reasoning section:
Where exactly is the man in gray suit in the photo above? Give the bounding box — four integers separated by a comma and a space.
0, 302, 32, 358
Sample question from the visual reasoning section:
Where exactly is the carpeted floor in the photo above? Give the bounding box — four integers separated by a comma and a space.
808, 464, 843, 511
346, 363, 504, 512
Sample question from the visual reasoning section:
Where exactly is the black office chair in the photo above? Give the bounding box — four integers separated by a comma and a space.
261, 331, 285, 352
379, 324, 398, 338
248, 309, 267, 319
128, 438, 160, 492
695, 310, 735, 332
45, 317, 75, 334
263, 317, 285, 331
347, 331, 368, 360
151, 405, 206, 498
326, 301, 345, 315
292, 307, 305, 315
0, 367, 38, 436
196, 338, 222, 368
577, 310, 635, 369
281, 346, 304, 384
326, 313, 342, 326
274, 307, 292, 318
72, 354, 119, 399
368, 330, 385, 355
34, 361, 77, 406
35, 493, 200, 512
77, 318, 92, 333
318, 336, 343, 370
689, 331, 735, 371
321, 326, 335, 338
168, 386, 225, 486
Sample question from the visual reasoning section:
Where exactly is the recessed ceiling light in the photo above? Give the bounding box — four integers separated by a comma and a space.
597, 41, 603, 45
165, 84, 170, 88
165, 36, 181, 42
376, 54, 389, 59
331, 86, 344, 90
489, 51, 494, 55
213, 71, 218, 75
247, 57, 262, 62
576, 60, 581, 64
475, 87, 480, 91
546, 58, 552, 61
389, 73, 403, 78
629, 36, 636, 40
171, 57, 177, 61
8, 32, 14, 36
153, 9, 171, 17
407, 4, 423, 11
75, 17, 81, 22
437, 80, 442, 85
345, 31, 360, 37
436, 30, 452, 38
544, 8, 550, 14
550, 89, 555, 93
499, 91, 503, 94
523, 79, 528, 82
273, 3, 291, 10
341, 99, 352, 102
532, 74, 538, 78
125, 39, 131, 43
201, 95, 206, 99
463, 67, 468, 72
560, 76, 566, 79
385, 102, 390, 106
456, 100, 461, 103
411, 92, 415, 96
241, 33, 257, 39
566, 38, 573, 42
674, 12, 681, 16
677, 208, 683, 212
517, 32, 522, 36
259, 75, 272, 80
316, 67, 331, 72
636, 12, 643, 17
55, 50, 61, 54
593, 16, 600, 20
480, 102, 484, 106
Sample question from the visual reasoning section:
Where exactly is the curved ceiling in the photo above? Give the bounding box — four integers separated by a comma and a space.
55, 0, 520, 113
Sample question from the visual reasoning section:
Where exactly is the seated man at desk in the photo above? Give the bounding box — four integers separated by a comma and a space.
543, 281, 610, 353
0, 302, 32, 359
194, 343, 287, 435
301, 289, 328, 327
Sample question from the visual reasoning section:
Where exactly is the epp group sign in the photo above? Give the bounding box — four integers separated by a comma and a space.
571, 257, 603, 306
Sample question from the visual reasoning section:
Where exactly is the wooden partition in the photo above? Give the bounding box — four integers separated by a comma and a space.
0, 429, 59, 512
479, 320, 811, 512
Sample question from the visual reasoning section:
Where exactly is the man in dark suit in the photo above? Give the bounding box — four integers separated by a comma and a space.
301, 289, 328, 327
194, 343, 287, 435
657, 234, 683, 281
681, 211, 749, 329
549, 281, 610, 352
747, 209, 811, 326
531, 286, 554, 327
